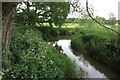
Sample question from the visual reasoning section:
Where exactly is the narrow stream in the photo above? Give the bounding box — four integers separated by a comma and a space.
49, 39, 119, 79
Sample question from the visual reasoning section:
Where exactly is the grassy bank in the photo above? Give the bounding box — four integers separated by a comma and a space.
71, 27, 120, 74
2, 25, 77, 79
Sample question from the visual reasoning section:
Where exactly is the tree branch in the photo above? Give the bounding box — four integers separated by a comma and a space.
86, 0, 120, 36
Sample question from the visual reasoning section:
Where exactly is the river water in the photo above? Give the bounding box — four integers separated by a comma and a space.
48, 39, 119, 79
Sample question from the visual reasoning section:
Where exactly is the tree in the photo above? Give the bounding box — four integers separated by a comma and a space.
108, 12, 116, 28
69, 1, 94, 19
86, 0, 120, 36
95, 16, 106, 23
14, 2, 70, 27
2, 2, 19, 69
68, 1, 95, 28
2, 2, 70, 69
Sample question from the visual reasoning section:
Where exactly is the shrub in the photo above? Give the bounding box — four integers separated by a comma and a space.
38, 26, 60, 41
71, 27, 120, 73
71, 35, 83, 50
2, 26, 77, 79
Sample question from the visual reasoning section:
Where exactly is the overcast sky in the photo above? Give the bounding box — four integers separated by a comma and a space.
89, 0, 120, 19
68, 0, 120, 19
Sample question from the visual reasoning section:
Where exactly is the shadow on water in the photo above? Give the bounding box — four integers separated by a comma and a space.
48, 39, 119, 79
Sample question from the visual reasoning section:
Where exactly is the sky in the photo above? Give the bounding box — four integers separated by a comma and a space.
68, 0, 120, 19
88, 0, 120, 19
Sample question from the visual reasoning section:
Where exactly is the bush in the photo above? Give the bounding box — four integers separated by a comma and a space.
71, 27, 120, 73
59, 28, 69, 35
38, 26, 60, 41
71, 35, 83, 50
2, 26, 77, 79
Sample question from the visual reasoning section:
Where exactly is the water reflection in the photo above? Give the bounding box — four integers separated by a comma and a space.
49, 40, 117, 79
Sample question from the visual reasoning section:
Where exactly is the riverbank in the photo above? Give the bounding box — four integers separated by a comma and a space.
31, 26, 120, 78
70, 27, 120, 75
73, 49, 120, 78
49, 39, 120, 78
44, 26, 120, 78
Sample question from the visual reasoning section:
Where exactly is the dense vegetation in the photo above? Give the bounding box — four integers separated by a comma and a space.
35, 22, 120, 75
15, 2, 70, 27
2, 25, 77, 79
71, 27, 120, 73
2, 1, 120, 79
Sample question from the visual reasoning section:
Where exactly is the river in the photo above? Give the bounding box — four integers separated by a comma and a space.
48, 39, 119, 79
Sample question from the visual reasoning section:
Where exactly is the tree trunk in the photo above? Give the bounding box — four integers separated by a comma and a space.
2, 2, 18, 69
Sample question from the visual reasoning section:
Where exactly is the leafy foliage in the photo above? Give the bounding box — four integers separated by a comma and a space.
2, 25, 77, 79
71, 35, 83, 50
108, 12, 116, 28
14, 2, 70, 27
71, 27, 120, 73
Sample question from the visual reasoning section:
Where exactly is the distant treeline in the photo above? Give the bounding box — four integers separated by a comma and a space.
65, 17, 118, 25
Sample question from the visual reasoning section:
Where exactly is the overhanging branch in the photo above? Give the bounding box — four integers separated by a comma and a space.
86, 0, 120, 36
